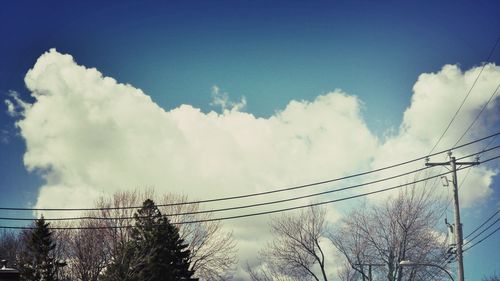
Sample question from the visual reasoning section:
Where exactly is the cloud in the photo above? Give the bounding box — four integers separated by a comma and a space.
5, 90, 29, 117
210, 85, 247, 113
367, 63, 500, 207
7, 49, 500, 278
16, 49, 378, 208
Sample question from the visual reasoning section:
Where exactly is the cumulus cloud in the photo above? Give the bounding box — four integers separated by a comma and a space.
15, 49, 379, 209
6, 49, 500, 278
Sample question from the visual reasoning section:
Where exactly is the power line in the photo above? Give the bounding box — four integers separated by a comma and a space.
2, 131, 499, 213
463, 225, 500, 252
463, 217, 499, 246
1, 144, 498, 222
427, 85, 500, 226
428, 35, 500, 155
2, 154, 498, 230
442, 222, 497, 265
440, 128, 500, 228
464, 209, 499, 240
421, 36, 500, 272
481, 135, 498, 154
0, 166, 433, 222
453, 83, 500, 148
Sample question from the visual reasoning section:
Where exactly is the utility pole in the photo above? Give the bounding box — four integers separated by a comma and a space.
426, 152, 479, 281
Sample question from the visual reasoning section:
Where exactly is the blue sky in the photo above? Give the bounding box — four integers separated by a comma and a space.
1, 0, 499, 279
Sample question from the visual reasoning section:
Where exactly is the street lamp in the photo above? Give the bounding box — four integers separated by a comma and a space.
399, 260, 454, 281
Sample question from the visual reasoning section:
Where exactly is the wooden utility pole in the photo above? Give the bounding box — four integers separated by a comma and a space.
426, 152, 479, 281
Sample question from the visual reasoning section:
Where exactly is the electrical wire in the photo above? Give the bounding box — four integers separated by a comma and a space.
463, 217, 499, 246
0, 166, 433, 221
1, 153, 498, 230
463, 225, 500, 252
441, 222, 498, 265
441, 126, 500, 231
419, 36, 500, 270
428, 35, 500, 155
1, 144, 498, 222
437, 209, 500, 266
1, 131, 498, 213
464, 209, 499, 240
453, 83, 500, 148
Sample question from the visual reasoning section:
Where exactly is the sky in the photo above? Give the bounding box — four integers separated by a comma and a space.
0, 0, 499, 280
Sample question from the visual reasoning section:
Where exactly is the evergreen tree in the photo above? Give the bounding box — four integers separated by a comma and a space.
19, 216, 58, 281
101, 241, 138, 281
104, 199, 197, 281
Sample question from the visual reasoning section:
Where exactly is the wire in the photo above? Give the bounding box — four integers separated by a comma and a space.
0, 166, 434, 221
425, 35, 500, 269
453, 83, 500, 148
2, 153, 498, 230
428, 35, 500, 155
1, 144, 498, 222
463, 217, 499, 246
482, 135, 498, 154
464, 209, 499, 240
439, 209, 500, 266
463, 225, 500, 252
1, 131, 499, 213
439, 128, 500, 229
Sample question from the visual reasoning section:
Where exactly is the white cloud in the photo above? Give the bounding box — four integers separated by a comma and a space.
366, 63, 500, 207
5, 90, 30, 117
210, 85, 247, 113
5, 99, 15, 116
7, 49, 500, 278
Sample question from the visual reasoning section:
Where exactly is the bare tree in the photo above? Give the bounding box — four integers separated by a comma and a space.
49, 191, 139, 281
249, 206, 330, 281
338, 262, 362, 281
330, 186, 448, 281
331, 215, 375, 281
246, 261, 305, 281
55, 219, 109, 281
0, 230, 21, 267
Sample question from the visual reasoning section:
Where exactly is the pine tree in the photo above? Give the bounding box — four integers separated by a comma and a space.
132, 199, 197, 281
19, 216, 58, 281
104, 199, 197, 281
101, 241, 138, 281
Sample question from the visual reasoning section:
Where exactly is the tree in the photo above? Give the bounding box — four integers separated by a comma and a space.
18, 217, 60, 281
159, 193, 237, 280
103, 199, 197, 281
0, 230, 21, 268
57, 220, 109, 281
248, 206, 331, 281
330, 186, 448, 281
249, 185, 448, 281
96, 190, 237, 281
